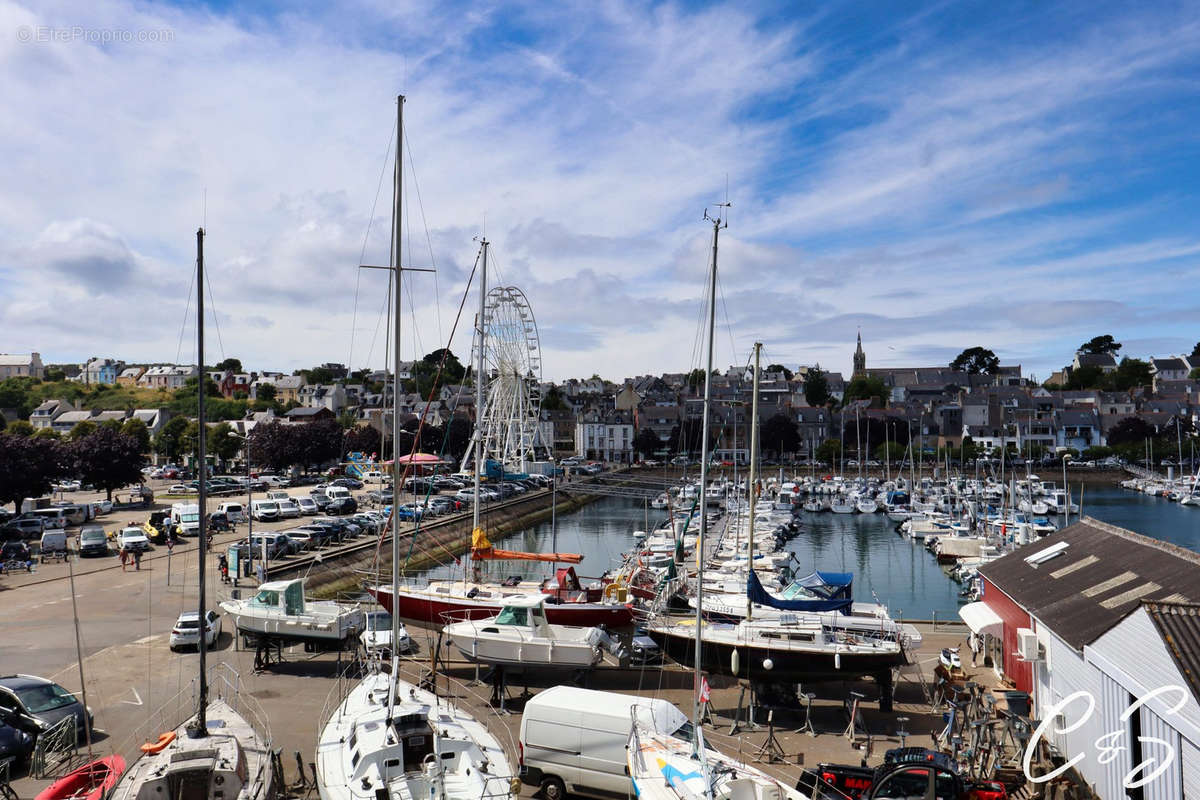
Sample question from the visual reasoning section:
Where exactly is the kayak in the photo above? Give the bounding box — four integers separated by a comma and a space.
34, 755, 126, 800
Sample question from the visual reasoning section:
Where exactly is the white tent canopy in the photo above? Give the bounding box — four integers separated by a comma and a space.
959, 601, 1003, 637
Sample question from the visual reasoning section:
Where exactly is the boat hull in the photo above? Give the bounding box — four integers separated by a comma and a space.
646, 627, 904, 684
373, 585, 635, 628
35, 755, 125, 800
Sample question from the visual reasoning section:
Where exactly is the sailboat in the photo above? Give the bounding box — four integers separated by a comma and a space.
630, 211, 808, 800
109, 230, 275, 800
368, 236, 634, 629
315, 95, 516, 800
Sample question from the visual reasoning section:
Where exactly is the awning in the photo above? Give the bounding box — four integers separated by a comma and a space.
959, 601, 1004, 637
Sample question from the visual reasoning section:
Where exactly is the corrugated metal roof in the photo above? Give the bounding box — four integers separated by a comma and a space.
1143, 601, 1200, 705
979, 517, 1200, 650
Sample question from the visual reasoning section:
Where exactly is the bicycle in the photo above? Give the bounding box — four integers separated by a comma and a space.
0, 757, 18, 800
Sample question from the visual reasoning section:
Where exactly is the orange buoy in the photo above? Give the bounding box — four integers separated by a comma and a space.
140, 731, 176, 754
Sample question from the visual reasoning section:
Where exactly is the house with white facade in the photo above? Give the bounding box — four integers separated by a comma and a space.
0, 352, 45, 379
575, 411, 634, 463
138, 365, 198, 390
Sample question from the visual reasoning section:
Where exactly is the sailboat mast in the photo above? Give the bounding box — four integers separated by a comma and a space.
746, 343, 761, 623
192, 227, 209, 737
473, 240, 488, 535
694, 209, 722, 727
389, 95, 404, 680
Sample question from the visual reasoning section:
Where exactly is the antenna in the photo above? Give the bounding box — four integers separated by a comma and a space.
703, 201, 731, 229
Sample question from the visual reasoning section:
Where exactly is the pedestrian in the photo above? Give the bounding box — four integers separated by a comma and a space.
218, 554, 230, 584
134, 547, 143, 571
119, 546, 129, 571
256, 561, 265, 584
968, 631, 980, 668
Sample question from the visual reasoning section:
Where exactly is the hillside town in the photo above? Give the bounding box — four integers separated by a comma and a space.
2, 333, 1197, 471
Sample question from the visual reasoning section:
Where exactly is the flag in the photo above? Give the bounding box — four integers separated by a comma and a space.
698, 676, 710, 704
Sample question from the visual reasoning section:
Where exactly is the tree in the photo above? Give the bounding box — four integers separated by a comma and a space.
1106, 416, 1156, 447
344, 425, 385, 460
67, 420, 98, 441
1191, 367, 1200, 380
1111, 357, 1152, 392
70, 428, 146, 500
875, 441, 906, 464
256, 383, 277, 403
0, 433, 68, 511
949, 347, 1000, 375
300, 366, 336, 385
1190, 342, 1200, 363
815, 438, 842, 465
5, 420, 34, 436
633, 428, 661, 459
804, 368, 830, 407
541, 385, 566, 411
247, 421, 297, 473
766, 364, 794, 381
686, 369, 707, 389
215, 357, 243, 372
1079, 335, 1121, 355
121, 418, 151, 452
843, 376, 888, 407
1066, 365, 1106, 390
209, 422, 243, 468
153, 416, 190, 461
759, 413, 800, 458
442, 417, 473, 460
34, 427, 61, 441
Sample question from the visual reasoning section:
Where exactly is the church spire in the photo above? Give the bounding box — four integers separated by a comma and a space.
853, 329, 866, 376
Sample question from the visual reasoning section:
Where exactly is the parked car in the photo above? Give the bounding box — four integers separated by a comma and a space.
365, 489, 394, 505
0, 718, 36, 768
116, 527, 151, 553
309, 491, 334, 511
166, 484, 191, 495
332, 478, 363, 490
1, 517, 43, 541
276, 499, 301, 519
0, 675, 93, 742
169, 610, 222, 650
77, 525, 109, 557
261, 475, 290, 488
296, 496, 318, 515
327, 497, 358, 516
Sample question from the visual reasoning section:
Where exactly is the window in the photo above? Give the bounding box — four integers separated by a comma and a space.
15, 683, 77, 714
495, 606, 529, 626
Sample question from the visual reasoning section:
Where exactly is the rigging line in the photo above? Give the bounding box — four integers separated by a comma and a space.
715, 270, 737, 377
402, 128, 445, 347
350, 116, 398, 372
203, 248, 226, 364
361, 276, 393, 374
174, 260, 197, 367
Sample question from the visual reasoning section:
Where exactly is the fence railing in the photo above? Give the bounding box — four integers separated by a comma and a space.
31, 715, 76, 778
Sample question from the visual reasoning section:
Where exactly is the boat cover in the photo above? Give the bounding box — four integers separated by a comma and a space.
795, 570, 854, 600
470, 527, 583, 563
747, 570, 853, 613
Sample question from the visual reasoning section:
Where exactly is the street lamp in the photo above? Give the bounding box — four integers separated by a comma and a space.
1062, 453, 1071, 525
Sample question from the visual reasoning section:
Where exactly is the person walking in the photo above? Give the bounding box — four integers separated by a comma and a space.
255, 561, 265, 584
133, 547, 143, 571
119, 546, 129, 571
218, 553, 230, 584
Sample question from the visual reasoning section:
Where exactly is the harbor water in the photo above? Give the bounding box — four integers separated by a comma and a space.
422, 485, 1199, 620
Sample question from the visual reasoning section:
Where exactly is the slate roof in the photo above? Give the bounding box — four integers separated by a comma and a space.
980, 517, 1200, 651
1152, 358, 1187, 371
1143, 601, 1200, 705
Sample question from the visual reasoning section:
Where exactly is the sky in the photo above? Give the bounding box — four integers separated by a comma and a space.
2, 0, 1200, 383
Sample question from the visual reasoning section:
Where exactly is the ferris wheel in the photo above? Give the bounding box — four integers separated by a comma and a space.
465, 286, 547, 472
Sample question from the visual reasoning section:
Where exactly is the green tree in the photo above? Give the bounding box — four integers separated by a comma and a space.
121, 418, 152, 452
843, 376, 888, 407
804, 368, 830, 407
1082, 445, 1114, 461
70, 428, 146, 500
441, 417, 473, 460
209, 422, 243, 468
1111, 357, 1152, 391
215, 357, 243, 372
766, 364, 794, 380
153, 415, 190, 461
541, 384, 566, 411
949, 347, 1000, 375
875, 441, 906, 463
686, 369, 706, 389
6, 420, 34, 436
68, 420, 98, 441
1079, 335, 1121, 355
1066, 365, 1106, 390
300, 366, 336, 385
34, 427, 61, 441
1190, 367, 1200, 380
45, 367, 66, 382
633, 428, 661, 459
815, 438, 842, 465
759, 413, 800, 457
0, 433, 68, 511
255, 383, 277, 403
1106, 416, 1155, 446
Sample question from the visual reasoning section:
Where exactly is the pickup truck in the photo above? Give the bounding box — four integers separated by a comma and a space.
797, 748, 1007, 800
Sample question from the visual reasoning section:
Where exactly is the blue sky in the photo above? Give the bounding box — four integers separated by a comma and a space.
2, 0, 1199, 381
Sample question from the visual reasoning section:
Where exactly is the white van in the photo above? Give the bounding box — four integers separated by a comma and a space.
325, 486, 351, 502
216, 502, 246, 523
519, 687, 690, 799
361, 470, 385, 483
251, 500, 280, 521
28, 508, 68, 530
171, 503, 201, 536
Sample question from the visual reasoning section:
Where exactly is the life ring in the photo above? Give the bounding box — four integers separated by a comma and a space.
140, 731, 176, 754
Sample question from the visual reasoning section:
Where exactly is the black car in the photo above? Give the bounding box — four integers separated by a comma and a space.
1, 518, 44, 542
332, 478, 364, 490
0, 541, 32, 563
0, 719, 35, 768
309, 491, 334, 511
0, 675, 93, 743
327, 497, 358, 515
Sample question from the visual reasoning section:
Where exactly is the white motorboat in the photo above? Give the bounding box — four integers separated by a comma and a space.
830, 497, 856, 514
856, 497, 878, 514
220, 578, 364, 648
441, 595, 605, 669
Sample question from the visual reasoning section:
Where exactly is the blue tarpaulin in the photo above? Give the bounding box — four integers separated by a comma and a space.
747, 570, 853, 614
